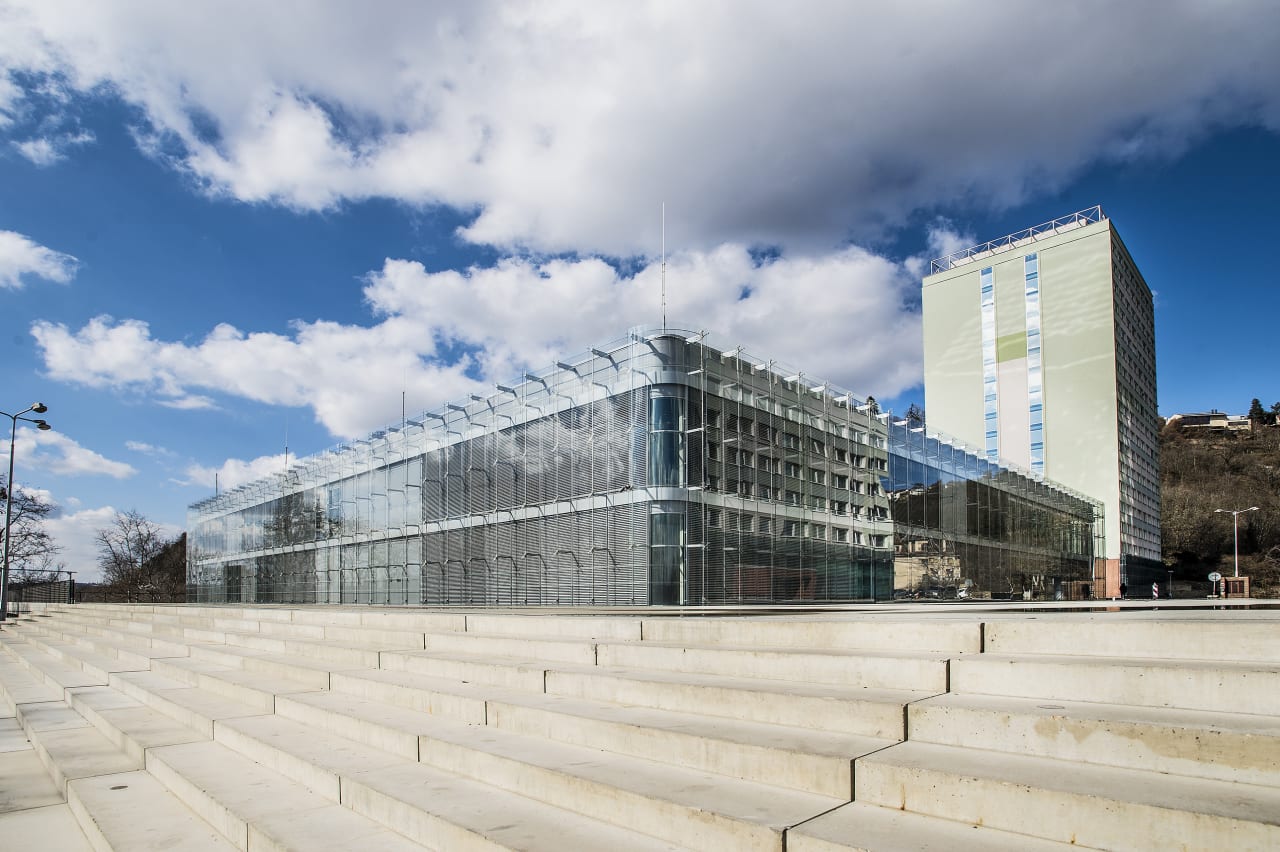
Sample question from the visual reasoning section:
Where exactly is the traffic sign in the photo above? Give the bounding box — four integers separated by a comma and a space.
1208, 571, 1222, 582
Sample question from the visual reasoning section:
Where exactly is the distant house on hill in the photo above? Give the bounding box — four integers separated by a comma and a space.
1165, 410, 1253, 433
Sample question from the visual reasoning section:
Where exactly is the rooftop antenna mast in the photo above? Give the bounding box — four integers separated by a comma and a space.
661, 202, 667, 333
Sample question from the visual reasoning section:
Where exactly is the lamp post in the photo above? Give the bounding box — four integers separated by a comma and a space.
1214, 506, 1259, 578
3, 403, 52, 623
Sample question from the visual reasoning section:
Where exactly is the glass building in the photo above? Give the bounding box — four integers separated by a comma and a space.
188, 328, 1102, 606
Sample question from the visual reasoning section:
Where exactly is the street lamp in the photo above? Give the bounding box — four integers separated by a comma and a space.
1214, 506, 1260, 578
3, 403, 52, 622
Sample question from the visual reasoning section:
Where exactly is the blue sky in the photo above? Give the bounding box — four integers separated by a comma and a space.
2, 3, 1278, 579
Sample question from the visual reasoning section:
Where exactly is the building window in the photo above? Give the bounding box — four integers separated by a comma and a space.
707, 509, 721, 528
758, 517, 771, 533
980, 265, 999, 462
785, 490, 801, 506
834, 527, 849, 543
832, 473, 848, 489
835, 448, 848, 463
1024, 253, 1045, 474
810, 468, 826, 485
782, 519, 800, 537
785, 461, 801, 478
757, 484, 773, 499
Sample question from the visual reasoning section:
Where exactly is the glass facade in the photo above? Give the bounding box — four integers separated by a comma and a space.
189, 328, 1102, 606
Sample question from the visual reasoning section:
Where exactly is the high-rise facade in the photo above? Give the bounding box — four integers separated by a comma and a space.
922, 206, 1161, 593
188, 328, 1101, 606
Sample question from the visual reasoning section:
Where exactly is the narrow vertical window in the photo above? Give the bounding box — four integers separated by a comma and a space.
980, 266, 999, 461
1024, 254, 1044, 473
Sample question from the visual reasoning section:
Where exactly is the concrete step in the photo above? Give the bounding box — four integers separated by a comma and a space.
10, 630, 150, 683
983, 616, 1280, 663
464, 612, 644, 641
188, 642, 357, 690
109, 670, 268, 738
950, 653, 1280, 714
379, 648, 550, 690
0, 803, 95, 852
854, 740, 1280, 851
787, 800, 1087, 851
545, 665, 920, 738
13, 700, 142, 794
64, 685, 205, 764
332, 666, 890, 796
0, 654, 63, 705
150, 657, 322, 713
0, 716, 66, 815
146, 739, 429, 851
23, 618, 190, 666
596, 639, 950, 692
907, 692, 1280, 787
0, 634, 105, 691
485, 689, 890, 798
212, 712, 686, 851
274, 689, 844, 850
423, 630, 601, 665
68, 770, 238, 851
639, 616, 981, 655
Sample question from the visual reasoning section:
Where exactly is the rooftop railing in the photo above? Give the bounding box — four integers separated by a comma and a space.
929, 205, 1106, 274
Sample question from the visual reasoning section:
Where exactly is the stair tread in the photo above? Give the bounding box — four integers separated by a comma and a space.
68, 770, 238, 851
789, 801, 1088, 851
281, 690, 844, 825
862, 740, 1280, 823
148, 740, 428, 851
917, 690, 1280, 734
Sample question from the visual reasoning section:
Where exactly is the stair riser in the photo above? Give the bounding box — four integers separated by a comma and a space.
423, 633, 598, 665
145, 750, 250, 849
854, 758, 1280, 851
487, 700, 854, 798
951, 658, 1280, 714
640, 619, 980, 655
329, 673, 487, 723
416, 735, 786, 851
212, 721, 342, 801
909, 702, 1280, 787
378, 652, 547, 691
274, 695, 419, 760
338, 777, 513, 852
545, 670, 906, 738
985, 621, 1280, 663
596, 644, 947, 692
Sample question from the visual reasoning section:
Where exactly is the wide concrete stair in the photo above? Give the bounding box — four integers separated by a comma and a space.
0, 604, 1275, 850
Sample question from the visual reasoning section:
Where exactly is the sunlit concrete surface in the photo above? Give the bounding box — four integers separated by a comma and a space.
1, 601, 1276, 850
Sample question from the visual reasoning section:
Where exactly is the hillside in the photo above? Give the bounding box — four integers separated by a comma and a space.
1160, 421, 1280, 596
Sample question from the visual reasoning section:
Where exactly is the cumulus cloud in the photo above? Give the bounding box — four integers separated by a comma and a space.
3, 427, 136, 479
34, 245, 921, 438
125, 440, 176, 457
182, 453, 289, 491
0, 3, 1277, 254
0, 230, 78, 289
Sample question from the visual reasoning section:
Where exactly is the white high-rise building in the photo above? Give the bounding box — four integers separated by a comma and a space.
922, 206, 1160, 594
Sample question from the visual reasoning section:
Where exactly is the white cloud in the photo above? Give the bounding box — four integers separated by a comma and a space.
0, 230, 78, 289
3, 426, 136, 479
125, 440, 175, 457
0, 3, 1277, 254
34, 244, 921, 438
11, 129, 94, 165
182, 453, 289, 491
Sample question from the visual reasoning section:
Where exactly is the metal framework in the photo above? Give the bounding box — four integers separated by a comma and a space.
930, 205, 1107, 273
188, 327, 1102, 606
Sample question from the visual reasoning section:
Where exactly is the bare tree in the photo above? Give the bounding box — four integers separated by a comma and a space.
96, 510, 185, 601
1, 475, 62, 579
